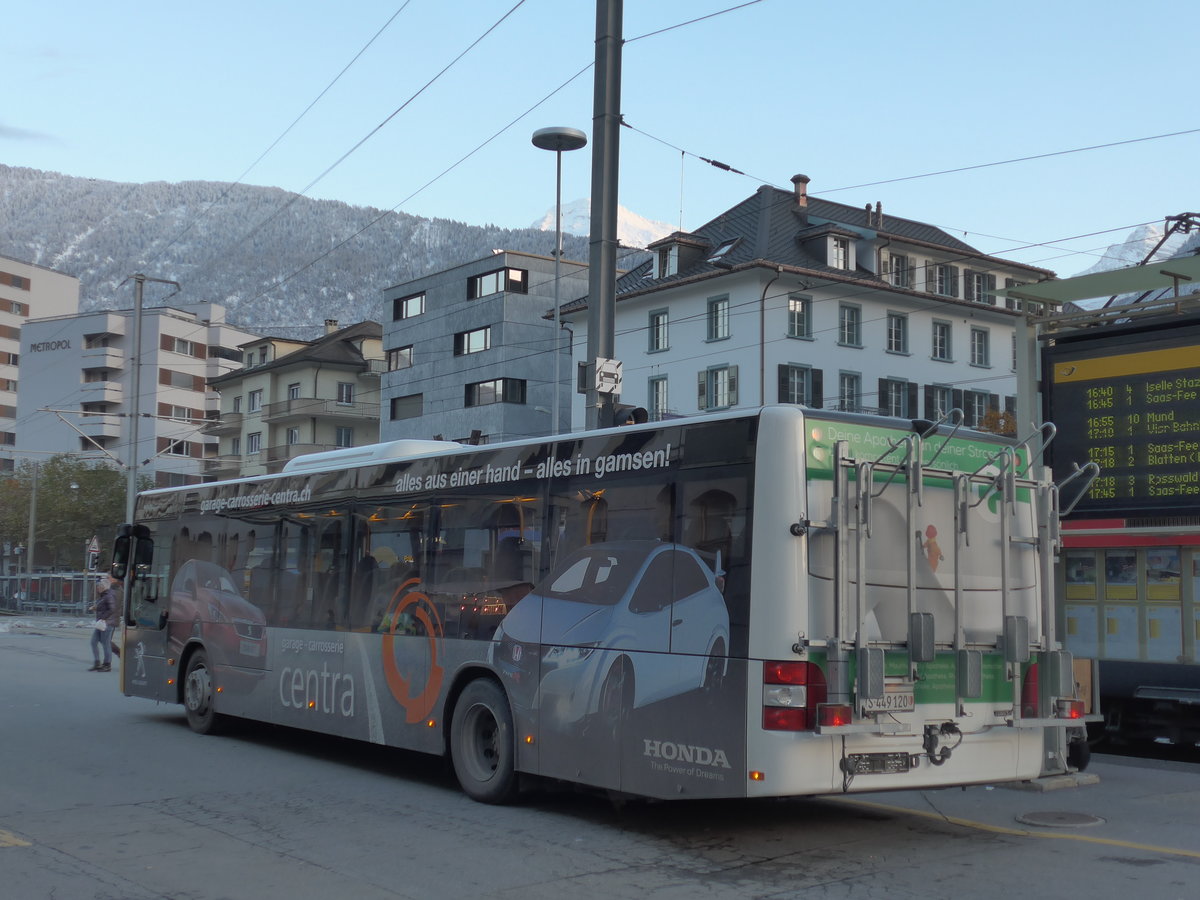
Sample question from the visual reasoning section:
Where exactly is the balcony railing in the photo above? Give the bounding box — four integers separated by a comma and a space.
263, 397, 379, 422
202, 410, 243, 435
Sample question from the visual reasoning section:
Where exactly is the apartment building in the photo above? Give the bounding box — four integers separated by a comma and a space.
15, 302, 256, 486
562, 175, 1058, 429
206, 320, 384, 477
0, 255, 81, 471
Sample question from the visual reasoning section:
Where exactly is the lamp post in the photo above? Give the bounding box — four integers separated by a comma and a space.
532, 126, 587, 437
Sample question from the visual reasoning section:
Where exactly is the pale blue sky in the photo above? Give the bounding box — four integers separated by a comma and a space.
2, 0, 1195, 274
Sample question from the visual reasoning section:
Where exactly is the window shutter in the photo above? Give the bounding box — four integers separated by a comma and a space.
877, 378, 888, 416
1004, 395, 1015, 413
986, 273, 997, 304
728, 365, 739, 406
924, 384, 935, 418
811, 369, 824, 408
988, 393, 1000, 413
926, 261, 936, 293
697, 371, 707, 410
907, 383, 919, 418
777, 365, 790, 404
952, 389, 964, 412
949, 266, 960, 297
963, 270, 977, 301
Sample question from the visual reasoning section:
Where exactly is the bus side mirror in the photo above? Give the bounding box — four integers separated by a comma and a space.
110, 525, 134, 581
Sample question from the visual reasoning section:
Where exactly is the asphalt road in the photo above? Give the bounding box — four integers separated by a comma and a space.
2, 616, 1198, 900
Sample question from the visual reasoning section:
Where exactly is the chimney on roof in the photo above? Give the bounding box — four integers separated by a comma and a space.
791, 174, 810, 209
324, 319, 338, 335
875, 202, 882, 226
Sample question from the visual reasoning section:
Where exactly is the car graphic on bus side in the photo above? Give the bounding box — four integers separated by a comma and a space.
167, 559, 268, 673
493, 540, 729, 732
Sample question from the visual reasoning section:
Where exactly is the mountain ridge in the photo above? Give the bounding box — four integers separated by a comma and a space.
0, 164, 602, 339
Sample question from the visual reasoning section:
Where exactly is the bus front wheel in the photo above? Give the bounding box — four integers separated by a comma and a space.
450, 679, 517, 804
183, 648, 225, 735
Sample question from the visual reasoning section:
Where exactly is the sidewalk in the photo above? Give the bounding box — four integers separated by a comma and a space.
841, 754, 1200, 860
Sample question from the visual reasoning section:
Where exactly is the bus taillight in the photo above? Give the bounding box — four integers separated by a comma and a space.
762, 661, 828, 731
1056, 698, 1085, 720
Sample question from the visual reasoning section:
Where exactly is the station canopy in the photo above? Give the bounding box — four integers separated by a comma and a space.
1001, 254, 1200, 306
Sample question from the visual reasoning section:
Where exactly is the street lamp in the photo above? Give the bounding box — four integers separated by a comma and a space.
532, 126, 587, 437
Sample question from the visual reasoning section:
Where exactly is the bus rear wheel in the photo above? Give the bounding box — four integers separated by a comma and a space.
450, 679, 517, 804
183, 648, 225, 735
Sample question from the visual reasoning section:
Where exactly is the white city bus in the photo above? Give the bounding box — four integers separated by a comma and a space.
111, 405, 1093, 802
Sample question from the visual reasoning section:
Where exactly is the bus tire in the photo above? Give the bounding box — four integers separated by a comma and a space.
1067, 734, 1091, 772
450, 679, 517, 804
183, 648, 225, 736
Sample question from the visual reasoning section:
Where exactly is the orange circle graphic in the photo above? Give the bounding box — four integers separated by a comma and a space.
381, 578, 445, 723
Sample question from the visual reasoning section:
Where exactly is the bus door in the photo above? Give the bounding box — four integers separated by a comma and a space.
121, 521, 172, 701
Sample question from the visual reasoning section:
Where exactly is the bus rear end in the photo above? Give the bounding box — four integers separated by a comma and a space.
745, 406, 1088, 795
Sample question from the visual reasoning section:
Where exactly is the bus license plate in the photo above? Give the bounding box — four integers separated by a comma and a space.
845, 752, 913, 775
860, 689, 915, 714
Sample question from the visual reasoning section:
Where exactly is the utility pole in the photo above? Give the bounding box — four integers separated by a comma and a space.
585, 0, 623, 430
123, 273, 180, 524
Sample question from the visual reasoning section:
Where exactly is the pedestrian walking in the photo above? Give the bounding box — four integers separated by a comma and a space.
88, 575, 119, 672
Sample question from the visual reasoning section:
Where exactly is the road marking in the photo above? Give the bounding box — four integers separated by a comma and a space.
0, 829, 31, 848
834, 797, 1200, 861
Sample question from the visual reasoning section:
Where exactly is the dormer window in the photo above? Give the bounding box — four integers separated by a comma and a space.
706, 238, 738, 265
656, 245, 678, 279
832, 236, 851, 270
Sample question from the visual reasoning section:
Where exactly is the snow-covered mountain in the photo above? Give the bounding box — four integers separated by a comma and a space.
1073, 223, 1190, 277
0, 164, 595, 339
1067, 221, 1200, 309
531, 197, 674, 249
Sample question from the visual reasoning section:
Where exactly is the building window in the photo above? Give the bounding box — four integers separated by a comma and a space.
169, 405, 190, 421
288, 382, 301, 400
335, 426, 354, 448
391, 394, 422, 420
337, 382, 354, 404
970, 327, 990, 367
932, 320, 953, 361
286, 427, 300, 445
1004, 278, 1026, 312
707, 296, 730, 341
648, 309, 669, 352
886, 312, 908, 354
838, 372, 861, 412
172, 337, 196, 356
167, 439, 191, 456
259, 347, 268, 365
880, 378, 911, 417
454, 326, 492, 356
778, 364, 810, 405
966, 270, 996, 305
465, 378, 526, 407
387, 346, 413, 371
233, 396, 242, 414
248, 389, 262, 413
885, 253, 910, 288
838, 303, 862, 347
698, 365, 738, 410
648, 376, 669, 421
656, 246, 677, 279
231, 436, 240, 456
929, 263, 959, 297
244, 352, 254, 367
926, 384, 952, 420
468, 267, 527, 299
964, 390, 990, 427
393, 292, 425, 320
832, 236, 850, 270
787, 294, 812, 339
247, 432, 262, 454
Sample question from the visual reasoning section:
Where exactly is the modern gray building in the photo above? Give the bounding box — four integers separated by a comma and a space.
380, 250, 589, 443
